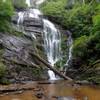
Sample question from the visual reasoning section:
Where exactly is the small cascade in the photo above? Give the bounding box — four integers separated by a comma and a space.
64, 31, 73, 73
28, 8, 42, 18
25, 0, 31, 7
17, 12, 25, 32
36, 0, 45, 6
17, 0, 43, 40
48, 70, 56, 80
43, 19, 61, 80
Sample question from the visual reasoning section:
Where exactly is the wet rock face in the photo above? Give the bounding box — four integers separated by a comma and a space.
12, 12, 44, 51
0, 6, 49, 83
2, 35, 34, 64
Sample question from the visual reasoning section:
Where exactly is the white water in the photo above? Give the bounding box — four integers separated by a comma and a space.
17, 0, 43, 39
65, 37, 73, 66
36, 0, 45, 5
43, 19, 61, 66
43, 19, 61, 80
64, 32, 73, 73
17, 0, 61, 80
28, 8, 42, 18
48, 70, 56, 80
26, 0, 31, 7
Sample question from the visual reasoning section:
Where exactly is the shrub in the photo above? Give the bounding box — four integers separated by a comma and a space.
0, 0, 14, 32
73, 35, 88, 58
92, 14, 100, 33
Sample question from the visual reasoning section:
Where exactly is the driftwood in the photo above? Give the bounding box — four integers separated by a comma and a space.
91, 60, 100, 67
30, 52, 73, 81
0, 87, 34, 94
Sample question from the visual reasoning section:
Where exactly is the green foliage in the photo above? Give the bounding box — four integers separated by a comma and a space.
88, 76, 100, 84
0, 0, 14, 32
32, 67, 46, 80
0, 78, 10, 85
41, 0, 100, 38
12, 0, 27, 10
0, 0, 13, 17
87, 32, 100, 60
73, 32, 100, 64
92, 14, 100, 33
73, 35, 88, 58
41, 0, 100, 83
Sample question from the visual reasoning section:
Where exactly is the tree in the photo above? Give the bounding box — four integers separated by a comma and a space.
0, 0, 14, 32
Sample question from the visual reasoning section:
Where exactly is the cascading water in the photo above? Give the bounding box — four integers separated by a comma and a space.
64, 31, 73, 74
43, 19, 61, 80
17, 0, 42, 39
26, 0, 31, 7
17, 0, 61, 80
36, 0, 45, 6
17, 12, 25, 32
43, 19, 61, 66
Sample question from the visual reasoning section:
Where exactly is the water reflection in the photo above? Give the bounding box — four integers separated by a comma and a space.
57, 96, 76, 100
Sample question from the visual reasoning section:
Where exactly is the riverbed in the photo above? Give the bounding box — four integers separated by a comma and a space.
0, 80, 100, 100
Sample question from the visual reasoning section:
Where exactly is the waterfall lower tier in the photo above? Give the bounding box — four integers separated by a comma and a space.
48, 70, 57, 80
43, 19, 61, 80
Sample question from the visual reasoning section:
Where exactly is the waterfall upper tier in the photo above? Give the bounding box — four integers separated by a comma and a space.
25, 0, 45, 7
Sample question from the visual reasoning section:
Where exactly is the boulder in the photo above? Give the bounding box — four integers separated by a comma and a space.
23, 18, 43, 27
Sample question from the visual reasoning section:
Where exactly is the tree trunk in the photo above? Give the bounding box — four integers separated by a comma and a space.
30, 52, 73, 81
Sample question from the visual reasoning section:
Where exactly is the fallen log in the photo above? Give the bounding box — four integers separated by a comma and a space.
0, 87, 34, 94
30, 52, 73, 81
91, 60, 100, 67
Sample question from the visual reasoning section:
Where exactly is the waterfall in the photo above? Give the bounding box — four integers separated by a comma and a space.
17, 0, 61, 80
43, 19, 61, 66
17, 12, 25, 33
36, 0, 45, 5
43, 19, 61, 80
26, 0, 31, 7
64, 31, 73, 74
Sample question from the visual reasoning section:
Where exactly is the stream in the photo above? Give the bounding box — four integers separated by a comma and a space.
0, 80, 100, 100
